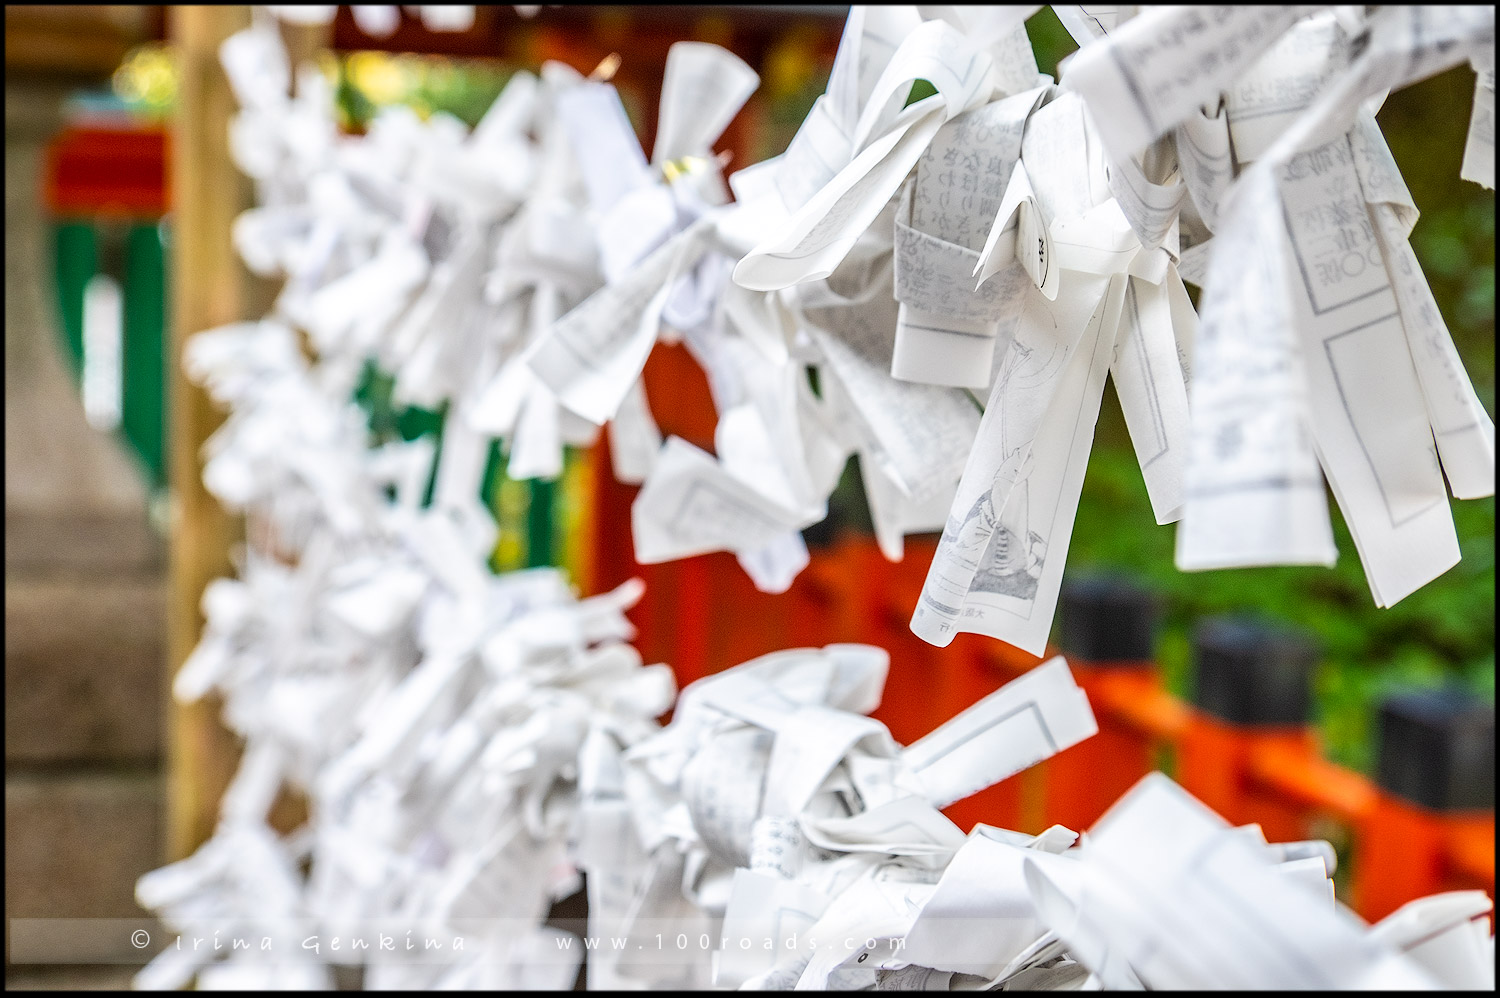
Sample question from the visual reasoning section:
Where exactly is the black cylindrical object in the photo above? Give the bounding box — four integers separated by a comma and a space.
1191, 617, 1319, 726
1057, 575, 1159, 664
1376, 688, 1495, 811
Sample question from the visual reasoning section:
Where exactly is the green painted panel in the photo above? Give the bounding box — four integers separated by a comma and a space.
121, 223, 166, 488
53, 222, 96, 375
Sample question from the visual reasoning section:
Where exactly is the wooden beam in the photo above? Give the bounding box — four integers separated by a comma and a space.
4, 5, 159, 77
164, 5, 253, 862
325, 4, 843, 58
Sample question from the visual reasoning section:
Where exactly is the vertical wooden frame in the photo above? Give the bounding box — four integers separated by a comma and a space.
164, 5, 328, 860
165, 4, 254, 861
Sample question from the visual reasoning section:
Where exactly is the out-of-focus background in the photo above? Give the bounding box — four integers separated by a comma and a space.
4, 5, 1493, 990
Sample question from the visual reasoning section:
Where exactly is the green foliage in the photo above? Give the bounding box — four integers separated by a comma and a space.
1024, 6, 1080, 79
331, 51, 514, 130
333, 65, 378, 130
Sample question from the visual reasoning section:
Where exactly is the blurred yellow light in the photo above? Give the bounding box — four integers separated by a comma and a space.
662, 155, 710, 185
112, 44, 178, 112
348, 50, 411, 105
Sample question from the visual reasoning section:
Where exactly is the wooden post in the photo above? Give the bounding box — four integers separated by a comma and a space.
165, 4, 254, 861
165, 6, 331, 861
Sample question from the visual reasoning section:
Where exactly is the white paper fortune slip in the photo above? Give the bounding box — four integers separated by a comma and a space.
734, 18, 996, 291
1176, 5, 1495, 604
902, 656, 1097, 809
891, 86, 1048, 388
1030, 773, 1441, 990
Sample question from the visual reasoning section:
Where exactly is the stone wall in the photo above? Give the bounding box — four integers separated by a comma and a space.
4, 70, 165, 989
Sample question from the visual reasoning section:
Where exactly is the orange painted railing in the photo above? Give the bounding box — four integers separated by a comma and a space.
970, 578, 1493, 922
